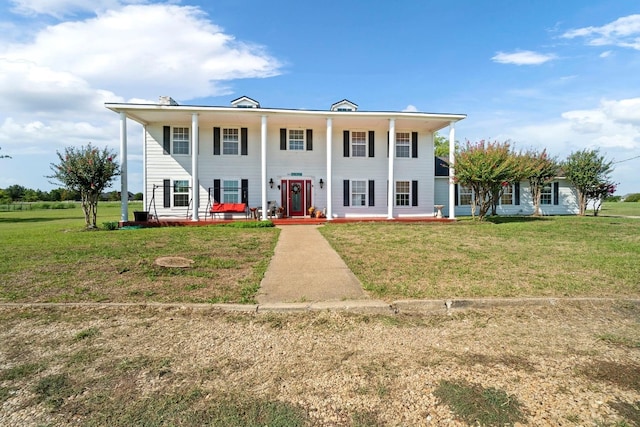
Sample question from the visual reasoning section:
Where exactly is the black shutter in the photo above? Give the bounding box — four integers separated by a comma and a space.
368, 180, 375, 206
368, 131, 375, 157
213, 127, 221, 155
241, 128, 248, 155
163, 126, 170, 155
412, 180, 418, 206
213, 179, 221, 203
343, 130, 350, 157
280, 128, 287, 150
455, 184, 459, 206
306, 129, 313, 151
514, 182, 520, 205
387, 132, 390, 157
163, 179, 171, 207
411, 132, 418, 158
553, 182, 559, 205
241, 179, 248, 204
343, 180, 350, 206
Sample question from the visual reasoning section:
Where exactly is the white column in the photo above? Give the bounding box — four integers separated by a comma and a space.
261, 115, 268, 220
142, 125, 147, 213
326, 118, 333, 220
387, 118, 395, 219
448, 122, 456, 219
119, 112, 128, 222
191, 113, 199, 221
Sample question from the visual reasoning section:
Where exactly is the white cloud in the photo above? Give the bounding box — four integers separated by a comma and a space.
599, 50, 612, 58
3, 4, 282, 101
9, 0, 145, 17
562, 14, 640, 50
403, 104, 418, 112
492, 50, 556, 65
0, 3, 283, 192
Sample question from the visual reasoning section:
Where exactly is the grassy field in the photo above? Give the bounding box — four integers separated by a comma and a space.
0, 202, 279, 303
1, 201, 639, 303
599, 200, 640, 216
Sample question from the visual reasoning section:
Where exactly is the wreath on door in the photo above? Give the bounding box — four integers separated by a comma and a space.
291, 183, 301, 194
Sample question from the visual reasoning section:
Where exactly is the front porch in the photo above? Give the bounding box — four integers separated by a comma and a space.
120, 215, 455, 228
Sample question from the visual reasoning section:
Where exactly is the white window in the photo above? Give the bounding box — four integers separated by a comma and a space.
541, 183, 552, 205
173, 180, 189, 206
396, 132, 410, 158
351, 180, 367, 207
222, 180, 239, 203
501, 184, 513, 205
223, 128, 239, 155
173, 127, 189, 155
395, 181, 410, 206
351, 131, 366, 157
459, 185, 473, 205
289, 129, 305, 150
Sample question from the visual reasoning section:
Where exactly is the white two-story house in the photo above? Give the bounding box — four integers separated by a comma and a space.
106, 96, 465, 222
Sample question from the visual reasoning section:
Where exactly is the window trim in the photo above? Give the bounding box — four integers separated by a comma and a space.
222, 179, 241, 203
500, 184, 514, 205
172, 127, 190, 156
288, 129, 306, 151
350, 180, 368, 207
458, 185, 473, 206
222, 127, 240, 156
395, 131, 411, 158
351, 130, 367, 157
173, 179, 190, 207
395, 180, 411, 207
540, 182, 553, 205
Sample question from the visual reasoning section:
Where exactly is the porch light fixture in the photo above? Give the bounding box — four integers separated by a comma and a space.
269, 178, 274, 189
319, 178, 324, 189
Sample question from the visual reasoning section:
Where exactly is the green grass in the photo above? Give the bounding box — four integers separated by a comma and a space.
320, 215, 640, 300
0, 202, 279, 303
434, 380, 526, 426
600, 201, 640, 216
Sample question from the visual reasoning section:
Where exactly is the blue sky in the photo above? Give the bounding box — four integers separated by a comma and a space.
1, 0, 639, 195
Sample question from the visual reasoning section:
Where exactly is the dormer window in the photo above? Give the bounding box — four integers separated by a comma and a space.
331, 99, 358, 112
230, 96, 260, 108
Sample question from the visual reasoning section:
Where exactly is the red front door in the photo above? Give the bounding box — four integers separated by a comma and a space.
288, 180, 305, 216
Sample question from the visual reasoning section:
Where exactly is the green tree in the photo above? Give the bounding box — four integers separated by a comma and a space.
454, 140, 522, 220
521, 149, 559, 216
434, 133, 450, 157
586, 182, 616, 216
48, 144, 120, 228
562, 149, 614, 216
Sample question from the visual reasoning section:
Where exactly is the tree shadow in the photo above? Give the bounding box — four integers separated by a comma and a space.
0, 217, 75, 224
485, 216, 551, 225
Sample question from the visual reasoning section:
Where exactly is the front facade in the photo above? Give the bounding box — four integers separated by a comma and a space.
107, 97, 465, 221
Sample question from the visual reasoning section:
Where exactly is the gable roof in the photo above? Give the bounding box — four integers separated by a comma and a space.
230, 96, 260, 108
330, 99, 358, 111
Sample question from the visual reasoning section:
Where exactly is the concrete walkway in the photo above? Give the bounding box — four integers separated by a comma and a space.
256, 225, 368, 304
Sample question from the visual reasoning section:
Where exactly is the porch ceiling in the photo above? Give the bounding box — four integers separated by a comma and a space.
105, 103, 465, 132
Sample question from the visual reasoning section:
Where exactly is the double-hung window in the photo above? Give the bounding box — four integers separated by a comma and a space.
223, 128, 239, 155
540, 183, 552, 205
173, 180, 189, 206
396, 132, 410, 158
222, 180, 240, 203
395, 181, 410, 206
351, 131, 367, 157
501, 184, 513, 205
173, 127, 189, 155
289, 129, 305, 150
351, 180, 367, 207
459, 186, 473, 205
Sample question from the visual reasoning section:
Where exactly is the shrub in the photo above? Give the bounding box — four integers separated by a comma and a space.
102, 221, 119, 230
624, 193, 640, 202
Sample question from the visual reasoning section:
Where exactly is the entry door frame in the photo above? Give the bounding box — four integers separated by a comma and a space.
281, 178, 313, 217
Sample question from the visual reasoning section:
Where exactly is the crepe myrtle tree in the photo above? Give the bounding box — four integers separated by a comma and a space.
48, 144, 120, 228
521, 149, 559, 216
454, 140, 523, 220
562, 149, 614, 216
